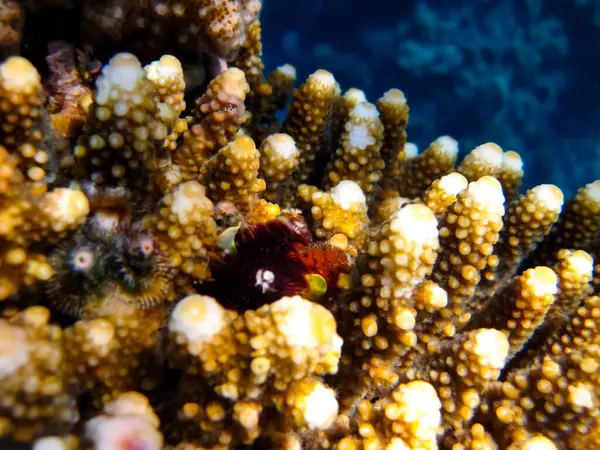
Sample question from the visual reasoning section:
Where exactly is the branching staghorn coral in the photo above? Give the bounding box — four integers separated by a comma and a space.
165, 293, 343, 447
0, 3, 599, 450
233, 16, 297, 142
63, 308, 168, 406
0, 57, 90, 302
72, 52, 171, 202
200, 135, 266, 213
0, 56, 52, 182
144, 180, 218, 282
377, 88, 409, 182
0, 307, 78, 442
278, 69, 337, 205
324, 101, 385, 196
259, 133, 299, 201
171, 67, 250, 185
394, 135, 460, 199
298, 180, 370, 251
145, 54, 188, 152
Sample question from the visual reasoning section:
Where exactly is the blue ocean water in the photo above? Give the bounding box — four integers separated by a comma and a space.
262, 0, 600, 198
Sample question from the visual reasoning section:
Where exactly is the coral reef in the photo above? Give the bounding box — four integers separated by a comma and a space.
0, 1, 599, 450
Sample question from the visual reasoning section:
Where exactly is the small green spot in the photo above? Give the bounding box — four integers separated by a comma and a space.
217, 226, 239, 254
305, 273, 327, 299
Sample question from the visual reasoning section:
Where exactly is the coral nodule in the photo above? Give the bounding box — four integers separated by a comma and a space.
0, 1, 599, 449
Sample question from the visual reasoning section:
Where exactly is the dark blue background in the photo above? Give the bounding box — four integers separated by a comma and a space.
261, 0, 600, 197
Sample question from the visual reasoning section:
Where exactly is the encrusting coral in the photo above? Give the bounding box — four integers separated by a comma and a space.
0, 2, 599, 450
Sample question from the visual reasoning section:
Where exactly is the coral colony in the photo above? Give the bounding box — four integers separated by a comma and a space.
0, 1, 600, 449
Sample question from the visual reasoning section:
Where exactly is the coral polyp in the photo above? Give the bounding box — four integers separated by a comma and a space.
0, 1, 599, 449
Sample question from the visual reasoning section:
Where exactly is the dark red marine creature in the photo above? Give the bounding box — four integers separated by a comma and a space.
198, 214, 354, 312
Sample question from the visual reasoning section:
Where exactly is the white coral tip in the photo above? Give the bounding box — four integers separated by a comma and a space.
101, 53, 145, 92
567, 250, 594, 276
331, 180, 366, 210
271, 296, 339, 351
311, 69, 336, 88
404, 142, 419, 159
431, 135, 459, 157
351, 102, 380, 120
169, 295, 226, 343
390, 204, 438, 243
472, 329, 509, 370
470, 142, 504, 168
526, 267, 558, 297
438, 172, 468, 196
277, 64, 297, 79
32, 437, 69, 450
265, 133, 298, 158
302, 383, 339, 430
503, 151, 523, 172
381, 88, 407, 105
584, 180, 600, 203
467, 176, 505, 207
531, 184, 564, 212
344, 88, 367, 104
